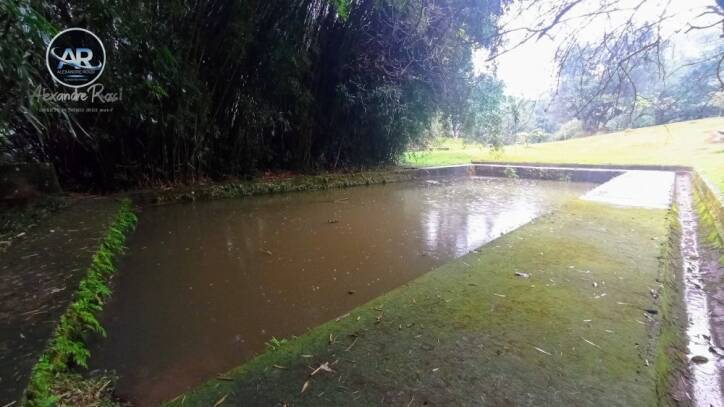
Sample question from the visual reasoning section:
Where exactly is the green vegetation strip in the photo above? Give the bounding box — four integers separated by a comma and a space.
693, 173, 724, 265
168, 200, 677, 406
24, 199, 137, 406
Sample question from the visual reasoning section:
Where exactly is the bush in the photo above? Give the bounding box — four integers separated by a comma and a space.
555, 119, 585, 140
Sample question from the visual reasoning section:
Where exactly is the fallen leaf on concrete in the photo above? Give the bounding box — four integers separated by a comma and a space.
582, 337, 601, 349
310, 362, 334, 376
212, 394, 228, 407
346, 337, 358, 351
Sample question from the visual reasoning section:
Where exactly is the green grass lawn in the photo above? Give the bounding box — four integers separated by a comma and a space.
404, 117, 724, 193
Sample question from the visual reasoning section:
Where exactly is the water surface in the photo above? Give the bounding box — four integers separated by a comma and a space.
90, 176, 593, 405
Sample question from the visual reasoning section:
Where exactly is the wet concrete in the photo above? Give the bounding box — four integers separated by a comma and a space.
582, 171, 675, 209
676, 174, 724, 407
0, 197, 122, 405
88, 176, 593, 405
473, 164, 623, 183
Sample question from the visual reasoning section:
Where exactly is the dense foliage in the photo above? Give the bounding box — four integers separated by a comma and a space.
0, 0, 508, 189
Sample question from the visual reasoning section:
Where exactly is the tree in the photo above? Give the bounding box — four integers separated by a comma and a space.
0, 0, 511, 189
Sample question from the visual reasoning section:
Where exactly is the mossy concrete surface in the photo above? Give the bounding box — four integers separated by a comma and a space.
0, 197, 124, 405
168, 200, 674, 406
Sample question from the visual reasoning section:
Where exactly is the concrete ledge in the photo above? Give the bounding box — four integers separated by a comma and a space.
127, 165, 631, 206
472, 164, 624, 183
472, 161, 693, 172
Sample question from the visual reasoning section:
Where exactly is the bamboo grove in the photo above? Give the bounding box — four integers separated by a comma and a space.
1, 0, 508, 189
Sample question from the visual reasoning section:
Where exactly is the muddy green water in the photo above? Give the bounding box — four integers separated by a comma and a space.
89, 176, 593, 405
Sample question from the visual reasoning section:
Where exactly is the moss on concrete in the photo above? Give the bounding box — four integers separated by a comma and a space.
167, 200, 673, 406
24, 199, 137, 407
692, 173, 724, 265
652, 204, 689, 406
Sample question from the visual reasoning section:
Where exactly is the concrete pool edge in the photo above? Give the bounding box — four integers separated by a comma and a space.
164, 199, 678, 406
125, 162, 702, 208
125, 164, 622, 206
472, 160, 694, 172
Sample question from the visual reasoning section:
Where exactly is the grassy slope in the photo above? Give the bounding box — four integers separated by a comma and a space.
404, 117, 724, 193
169, 200, 672, 406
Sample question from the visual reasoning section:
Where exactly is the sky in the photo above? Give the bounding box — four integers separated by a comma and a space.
474, 0, 719, 99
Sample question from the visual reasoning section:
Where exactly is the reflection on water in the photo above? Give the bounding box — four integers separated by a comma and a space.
90, 176, 593, 405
